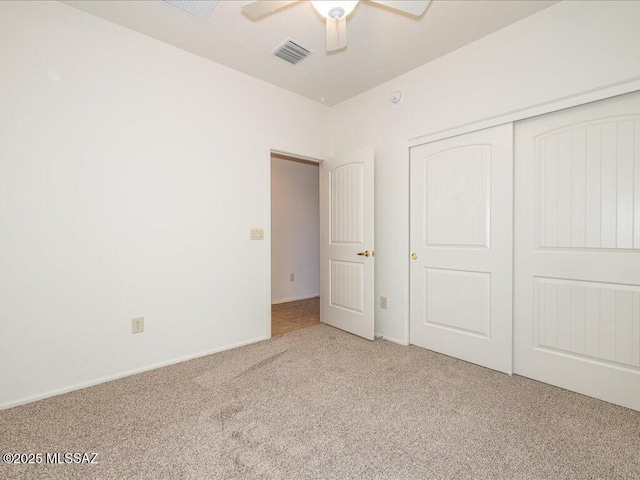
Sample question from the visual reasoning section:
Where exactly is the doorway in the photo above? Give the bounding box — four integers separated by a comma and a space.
270, 152, 321, 336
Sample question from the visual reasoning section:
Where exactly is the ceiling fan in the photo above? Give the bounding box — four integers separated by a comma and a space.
241, 0, 431, 52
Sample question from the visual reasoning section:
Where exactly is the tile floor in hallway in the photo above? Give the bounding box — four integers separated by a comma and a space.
271, 297, 320, 336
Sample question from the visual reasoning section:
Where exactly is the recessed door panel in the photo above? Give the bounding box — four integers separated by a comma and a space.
424, 145, 490, 248
330, 164, 364, 245
330, 260, 364, 313
536, 117, 640, 250
424, 268, 491, 338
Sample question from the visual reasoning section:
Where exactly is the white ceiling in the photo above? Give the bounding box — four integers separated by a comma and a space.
62, 0, 558, 106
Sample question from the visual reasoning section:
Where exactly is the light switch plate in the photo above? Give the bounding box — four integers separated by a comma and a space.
380, 296, 388, 309
250, 228, 264, 240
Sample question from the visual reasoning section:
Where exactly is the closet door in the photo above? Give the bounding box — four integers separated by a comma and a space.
514, 91, 640, 411
410, 124, 514, 374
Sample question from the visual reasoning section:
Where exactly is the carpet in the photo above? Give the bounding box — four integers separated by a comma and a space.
1, 324, 639, 479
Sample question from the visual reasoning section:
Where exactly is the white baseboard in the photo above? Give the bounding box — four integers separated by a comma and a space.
272, 294, 320, 305
375, 333, 409, 346
0, 335, 269, 410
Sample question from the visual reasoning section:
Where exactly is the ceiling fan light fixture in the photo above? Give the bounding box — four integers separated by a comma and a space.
311, 1, 359, 19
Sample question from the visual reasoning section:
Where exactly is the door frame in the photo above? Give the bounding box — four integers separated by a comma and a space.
405, 78, 640, 346
266, 148, 325, 339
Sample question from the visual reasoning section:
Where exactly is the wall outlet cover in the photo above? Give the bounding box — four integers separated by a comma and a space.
132, 317, 144, 334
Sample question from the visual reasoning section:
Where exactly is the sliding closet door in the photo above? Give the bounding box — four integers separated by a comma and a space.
410, 124, 514, 374
514, 90, 640, 411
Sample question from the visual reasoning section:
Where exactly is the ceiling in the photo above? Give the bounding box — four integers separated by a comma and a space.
62, 0, 558, 106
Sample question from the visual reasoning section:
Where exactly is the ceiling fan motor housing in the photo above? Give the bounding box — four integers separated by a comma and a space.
329, 7, 346, 19
242, 0, 431, 54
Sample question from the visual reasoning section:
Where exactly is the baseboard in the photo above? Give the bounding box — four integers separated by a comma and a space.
272, 294, 320, 305
375, 333, 409, 346
0, 335, 269, 410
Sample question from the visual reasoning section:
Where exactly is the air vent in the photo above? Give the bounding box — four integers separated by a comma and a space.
163, 0, 219, 21
272, 39, 314, 65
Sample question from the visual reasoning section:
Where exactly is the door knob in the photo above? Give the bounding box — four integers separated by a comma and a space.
357, 250, 371, 257
411, 253, 418, 260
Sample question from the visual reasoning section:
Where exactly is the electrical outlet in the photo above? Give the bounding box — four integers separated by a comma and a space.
250, 228, 264, 240
380, 296, 388, 309
290, 273, 295, 282
132, 317, 144, 334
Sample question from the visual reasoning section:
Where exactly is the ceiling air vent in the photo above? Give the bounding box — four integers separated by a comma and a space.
272, 39, 313, 65
163, 0, 219, 21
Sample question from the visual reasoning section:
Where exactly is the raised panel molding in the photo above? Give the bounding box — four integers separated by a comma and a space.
537, 117, 640, 250
535, 277, 640, 368
330, 260, 364, 313
424, 145, 490, 247
330, 163, 363, 245
424, 268, 491, 338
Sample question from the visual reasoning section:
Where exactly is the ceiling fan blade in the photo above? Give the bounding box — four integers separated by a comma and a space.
241, 0, 297, 19
368, 0, 430, 17
326, 16, 347, 52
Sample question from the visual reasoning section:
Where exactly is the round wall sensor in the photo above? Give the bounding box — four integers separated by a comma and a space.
391, 91, 402, 104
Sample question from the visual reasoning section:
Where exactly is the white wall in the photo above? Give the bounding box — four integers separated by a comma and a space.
329, 0, 640, 344
0, 1, 329, 408
270, 158, 320, 304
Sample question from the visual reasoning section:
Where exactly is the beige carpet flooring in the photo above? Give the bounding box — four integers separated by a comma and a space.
271, 297, 320, 336
1, 324, 639, 479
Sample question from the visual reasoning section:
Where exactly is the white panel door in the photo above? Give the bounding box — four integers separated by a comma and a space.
320, 147, 374, 340
514, 90, 640, 411
410, 124, 514, 373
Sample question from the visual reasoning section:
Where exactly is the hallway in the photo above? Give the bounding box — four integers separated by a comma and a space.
271, 297, 320, 336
